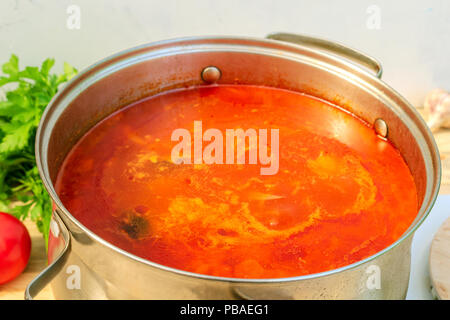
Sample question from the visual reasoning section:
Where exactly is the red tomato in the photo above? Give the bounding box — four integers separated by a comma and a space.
0, 212, 31, 284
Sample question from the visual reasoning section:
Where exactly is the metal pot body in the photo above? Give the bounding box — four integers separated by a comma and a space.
29, 35, 441, 300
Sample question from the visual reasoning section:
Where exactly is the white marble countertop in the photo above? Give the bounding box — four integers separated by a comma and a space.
407, 194, 450, 299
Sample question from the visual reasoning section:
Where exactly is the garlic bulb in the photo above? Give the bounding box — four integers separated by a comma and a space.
424, 88, 450, 132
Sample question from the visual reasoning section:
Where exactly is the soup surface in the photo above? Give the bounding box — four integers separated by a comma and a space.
56, 85, 418, 278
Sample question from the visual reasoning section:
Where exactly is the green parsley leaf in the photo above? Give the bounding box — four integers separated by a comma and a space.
0, 55, 77, 249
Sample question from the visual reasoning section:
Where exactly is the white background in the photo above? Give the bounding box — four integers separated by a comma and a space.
0, 0, 449, 106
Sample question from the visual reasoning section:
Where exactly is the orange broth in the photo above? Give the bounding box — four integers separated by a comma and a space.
55, 85, 418, 278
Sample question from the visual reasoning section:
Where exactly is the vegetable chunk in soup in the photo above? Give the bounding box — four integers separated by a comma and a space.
56, 85, 418, 279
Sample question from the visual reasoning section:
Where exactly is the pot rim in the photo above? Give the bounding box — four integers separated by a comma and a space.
36, 35, 442, 283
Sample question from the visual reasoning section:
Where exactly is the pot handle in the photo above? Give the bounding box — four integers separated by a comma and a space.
25, 212, 71, 300
266, 32, 383, 79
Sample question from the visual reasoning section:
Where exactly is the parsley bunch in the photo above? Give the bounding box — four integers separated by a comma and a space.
0, 55, 77, 248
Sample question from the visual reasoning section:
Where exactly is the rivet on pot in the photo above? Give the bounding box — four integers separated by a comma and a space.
201, 66, 221, 84
374, 118, 388, 138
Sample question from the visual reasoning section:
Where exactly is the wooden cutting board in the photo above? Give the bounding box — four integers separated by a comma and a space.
430, 217, 450, 300
0, 109, 449, 300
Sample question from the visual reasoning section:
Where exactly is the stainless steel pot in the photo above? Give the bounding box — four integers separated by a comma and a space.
27, 33, 441, 300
